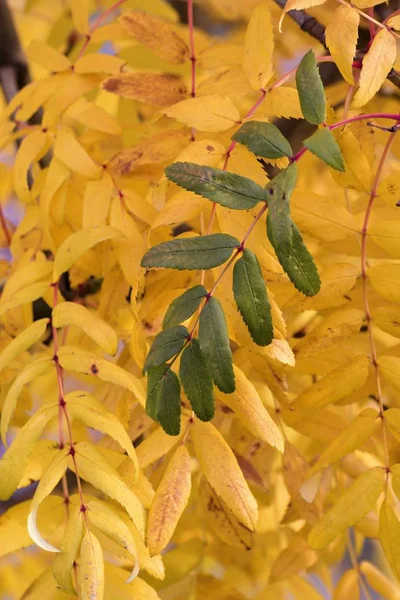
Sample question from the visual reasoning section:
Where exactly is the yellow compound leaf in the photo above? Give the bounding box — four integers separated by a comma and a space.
73, 441, 145, 536
28, 450, 69, 552
74, 54, 126, 75
190, 420, 258, 530
379, 501, 400, 581
87, 500, 139, 583
0, 403, 58, 501
279, 0, 326, 30
369, 220, 400, 256
57, 346, 145, 406
80, 531, 104, 600
26, 40, 72, 72
325, 5, 359, 84
52, 226, 122, 282
54, 127, 102, 179
243, 1, 274, 90
136, 420, 186, 469
217, 365, 284, 451
160, 95, 240, 132
102, 73, 187, 107
352, 29, 397, 107
66, 391, 139, 477
0, 317, 49, 373
52, 302, 118, 355
269, 535, 317, 583
360, 560, 400, 598
71, 0, 90, 34
14, 131, 51, 203
53, 505, 83, 594
368, 264, 400, 303
119, 11, 189, 64
147, 445, 191, 556
308, 409, 379, 477
1, 357, 53, 444
108, 130, 190, 176
372, 305, 400, 338
308, 467, 385, 550
199, 477, 254, 550
284, 356, 370, 425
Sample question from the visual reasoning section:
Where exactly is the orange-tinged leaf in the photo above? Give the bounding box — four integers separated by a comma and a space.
80, 532, 104, 600
326, 5, 359, 84
160, 95, 240, 132
243, 1, 274, 90
147, 445, 191, 555
191, 420, 258, 530
119, 11, 189, 64
102, 73, 187, 107
352, 29, 397, 107
308, 467, 385, 549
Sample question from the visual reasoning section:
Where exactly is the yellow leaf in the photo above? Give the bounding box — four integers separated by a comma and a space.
71, 0, 90, 34
368, 264, 400, 303
82, 174, 114, 229
353, 30, 397, 107
331, 127, 373, 192
136, 421, 187, 469
160, 95, 240, 132
122, 188, 158, 226
151, 191, 209, 229
0, 282, 50, 316
105, 565, 161, 599
1, 261, 51, 303
0, 318, 49, 373
119, 11, 189, 64
284, 356, 370, 425
52, 303, 118, 355
218, 365, 284, 451
54, 127, 102, 179
87, 500, 139, 583
269, 535, 317, 583
191, 420, 258, 530
292, 191, 357, 239
379, 501, 400, 581
380, 356, 400, 393
66, 391, 139, 477
147, 445, 191, 555
243, 1, 274, 90
28, 449, 69, 552
57, 346, 145, 406
388, 15, 400, 29
325, 6, 359, 84
370, 220, 400, 256
109, 196, 144, 290
308, 409, 379, 476
197, 68, 252, 97
52, 226, 122, 282
333, 570, 360, 600
68, 98, 122, 136
118, 461, 155, 509
360, 560, 400, 599
199, 477, 254, 550
308, 467, 385, 550
0, 403, 58, 501
14, 131, 51, 203
73, 441, 145, 536
53, 505, 83, 594
373, 305, 400, 338
74, 53, 126, 75
279, 0, 326, 30
26, 40, 72, 72
102, 73, 187, 107
80, 531, 104, 600
282, 442, 320, 523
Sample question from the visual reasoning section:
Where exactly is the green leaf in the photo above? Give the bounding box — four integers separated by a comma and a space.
180, 339, 214, 421
265, 163, 298, 255
141, 234, 239, 271
165, 162, 265, 209
268, 221, 320, 296
163, 285, 207, 329
156, 368, 181, 436
143, 325, 188, 373
295, 50, 326, 125
304, 128, 345, 172
199, 297, 235, 393
146, 364, 168, 420
232, 121, 292, 159
233, 249, 273, 346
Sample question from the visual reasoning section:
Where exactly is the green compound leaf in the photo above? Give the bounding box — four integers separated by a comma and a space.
156, 368, 181, 436
143, 325, 188, 373
199, 297, 235, 394
295, 50, 326, 125
141, 234, 239, 271
180, 338, 215, 421
233, 249, 273, 346
265, 163, 298, 255
268, 221, 321, 296
146, 364, 168, 421
165, 162, 265, 209
304, 128, 345, 172
232, 121, 293, 159
163, 285, 207, 329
